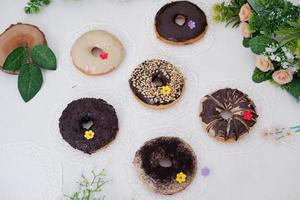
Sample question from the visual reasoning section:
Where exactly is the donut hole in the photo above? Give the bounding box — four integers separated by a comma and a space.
80, 116, 94, 130
220, 110, 233, 120
158, 158, 172, 168
91, 47, 104, 57
152, 72, 169, 87
174, 14, 186, 26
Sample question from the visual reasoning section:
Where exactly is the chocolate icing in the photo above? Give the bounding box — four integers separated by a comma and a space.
155, 1, 207, 43
59, 98, 119, 154
200, 88, 258, 141
129, 59, 184, 107
134, 137, 197, 194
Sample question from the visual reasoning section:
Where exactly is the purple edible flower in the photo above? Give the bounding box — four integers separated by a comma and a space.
201, 167, 210, 177
188, 20, 196, 29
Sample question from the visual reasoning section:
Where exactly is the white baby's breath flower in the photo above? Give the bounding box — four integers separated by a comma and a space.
269, 54, 276, 61
265, 46, 276, 53
281, 62, 290, 68
275, 56, 281, 62
265, 47, 273, 53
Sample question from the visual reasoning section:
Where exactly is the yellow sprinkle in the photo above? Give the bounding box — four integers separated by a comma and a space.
176, 172, 187, 184
84, 130, 95, 140
160, 85, 172, 96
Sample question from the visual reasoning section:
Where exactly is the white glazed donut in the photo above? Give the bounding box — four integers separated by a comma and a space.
71, 30, 125, 75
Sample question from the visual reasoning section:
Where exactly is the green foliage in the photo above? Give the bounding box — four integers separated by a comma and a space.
213, 0, 300, 101
18, 64, 43, 102
276, 18, 300, 56
32, 45, 57, 70
65, 170, 108, 200
242, 37, 251, 48
2, 44, 57, 102
212, 0, 247, 28
25, 0, 51, 14
248, 35, 277, 54
252, 67, 273, 83
283, 77, 300, 101
3, 47, 28, 71
248, 0, 300, 36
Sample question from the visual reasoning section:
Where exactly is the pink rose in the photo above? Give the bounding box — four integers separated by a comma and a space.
255, 55, 274, 72
272, 69, 294, 85
239, 3, 251, 22
240, 22, 251, 38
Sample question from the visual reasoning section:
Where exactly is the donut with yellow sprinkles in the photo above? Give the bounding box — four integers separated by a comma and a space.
129, 59, 185, 109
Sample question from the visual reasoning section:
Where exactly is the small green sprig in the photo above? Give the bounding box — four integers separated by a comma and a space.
2, 44, 57, 102
212, 0, 247, 27
65, 170, 108, 200
25, 0, 52, 14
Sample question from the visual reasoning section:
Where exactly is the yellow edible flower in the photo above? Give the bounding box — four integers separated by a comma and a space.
84, 130, 95, 140
176, 172, 187, 184
160, 85, 172, 95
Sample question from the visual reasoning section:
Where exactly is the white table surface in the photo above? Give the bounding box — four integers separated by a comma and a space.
1, 0, 300, 199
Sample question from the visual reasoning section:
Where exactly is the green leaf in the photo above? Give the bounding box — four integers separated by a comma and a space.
32, 44, 57, 70
243, 37, 251, 48
247, 0, 264, 14
18, 64, 43, 102
25, 0, 51, 14
252, 67, 273, 83
249, 35, 276, 54
283, 78, 300, 101
2, 47, 27, 71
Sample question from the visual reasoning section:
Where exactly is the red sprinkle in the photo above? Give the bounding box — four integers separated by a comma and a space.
100, 52, 108, 59
243, 111, 253, 121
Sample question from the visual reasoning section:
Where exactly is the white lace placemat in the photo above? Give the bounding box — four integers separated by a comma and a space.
61, 22, 137, 86
117, 54, 199, 122
0, 142, 62, 200
49, 90, 135, 165
124, 126, 212, 200
194, 80, 272, 154
145, 0, 215, 57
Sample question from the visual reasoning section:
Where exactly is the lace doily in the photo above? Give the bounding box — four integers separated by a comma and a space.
264, 122, 300, 151
195, 80, 272, 154
145, 0, 215, 57
117, 54, 199, 122
60, 22, 137, 86
124, 126, 212, 200
49, 90, 135, 165
0, 142, 62, 200
279, 135, 300, 151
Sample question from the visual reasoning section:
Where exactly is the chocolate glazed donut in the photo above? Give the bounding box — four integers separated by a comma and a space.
133, 137, 197, 195
59, 98, 119, 154
200, 88, 258, 141
155, 1, 208, 45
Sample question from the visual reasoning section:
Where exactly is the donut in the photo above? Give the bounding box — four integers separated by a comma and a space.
0, 23, 47, 74
129, 59, 185, 109
133, 136, 197, 195
154, 1, 208, 45
70, 30, 125, 75
199, 88, 258, 142
59, 98, 119, 154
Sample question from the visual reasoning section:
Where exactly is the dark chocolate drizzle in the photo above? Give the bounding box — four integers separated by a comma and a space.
155, 1, 207, 43
135, 137, 196, 185
59, 98, 119, 154
200, 88, 258, 141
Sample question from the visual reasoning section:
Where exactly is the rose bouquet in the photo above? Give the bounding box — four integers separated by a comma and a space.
213, 0, 300, 101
